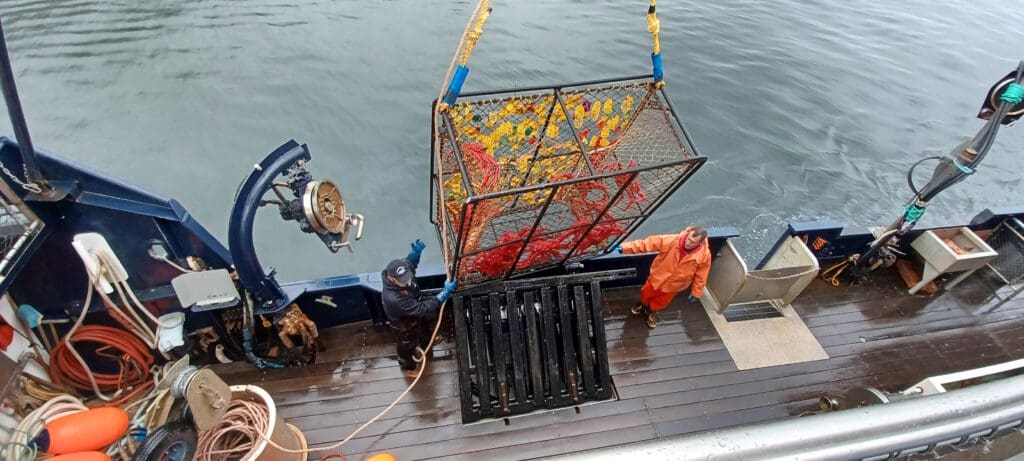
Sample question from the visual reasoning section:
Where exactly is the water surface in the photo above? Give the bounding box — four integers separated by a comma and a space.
2, 0, 1022, 279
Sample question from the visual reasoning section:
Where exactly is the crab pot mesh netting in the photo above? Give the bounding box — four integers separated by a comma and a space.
434, 79, 705, 286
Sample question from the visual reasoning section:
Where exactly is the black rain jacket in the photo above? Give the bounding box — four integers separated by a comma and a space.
382, 259, 440, 325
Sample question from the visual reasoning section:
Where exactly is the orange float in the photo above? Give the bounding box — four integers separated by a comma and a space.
33, 407, 129, 454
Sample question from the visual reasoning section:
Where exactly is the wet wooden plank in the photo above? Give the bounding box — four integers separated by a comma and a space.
286, 325, 1007, 440
274, 370, 461, 414
299, 404, 463, 446
609, 348, 732, 376
438, 424, 657, 460
817, 306, 1024, 348
638, 321, 1015, 405
654, 400, 809, 439
613, 335, 939, 391
233, 268, 1024, 459
230, 291, 1024, 397
221, 355, 459, 394
285, 396, 462, 435
336, 401, 654, 459
810, 302, 1024, 341
637, 332, 1014, 410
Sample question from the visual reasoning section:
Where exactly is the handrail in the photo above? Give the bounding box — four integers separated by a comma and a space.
550, 373, 1024, 461
0, 18, 47, 192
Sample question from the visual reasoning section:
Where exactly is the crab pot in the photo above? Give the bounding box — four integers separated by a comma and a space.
431, 76, 706, 287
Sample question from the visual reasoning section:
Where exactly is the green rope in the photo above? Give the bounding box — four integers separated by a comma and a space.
1001, 82, 1023, 105
903, 203, 925, 222
953, 158, 974, 174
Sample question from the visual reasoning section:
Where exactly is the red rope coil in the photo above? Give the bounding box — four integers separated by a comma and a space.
49, 325, 153, 394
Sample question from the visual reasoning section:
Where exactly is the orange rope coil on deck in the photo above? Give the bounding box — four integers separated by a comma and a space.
49, 325, 154, 398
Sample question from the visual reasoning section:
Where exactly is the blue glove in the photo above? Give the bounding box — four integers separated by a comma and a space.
436, 279, 458, 303
688, 294, 697, 302
407, 238, 426, 265
610, 243, 623, 253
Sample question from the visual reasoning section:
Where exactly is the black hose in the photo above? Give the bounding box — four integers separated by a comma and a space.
906, 156, 942, 197
855, 63, 1024, 279
963, 61, 1024, 171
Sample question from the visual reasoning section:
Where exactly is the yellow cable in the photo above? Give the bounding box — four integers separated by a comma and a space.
21, 375, 67, 401
647, 0, 660, 56
459, 3, 492, 66
820, 258, 853, 286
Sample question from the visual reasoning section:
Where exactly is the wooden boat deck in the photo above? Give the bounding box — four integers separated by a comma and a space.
214, 269, 1024, 460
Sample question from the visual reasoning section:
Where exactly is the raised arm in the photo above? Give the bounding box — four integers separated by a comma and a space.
621, 234, 675, 254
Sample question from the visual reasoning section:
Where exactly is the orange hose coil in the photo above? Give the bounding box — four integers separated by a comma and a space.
49, 325, 153, 394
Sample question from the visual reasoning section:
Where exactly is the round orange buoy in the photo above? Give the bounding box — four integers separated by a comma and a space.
48, 452, 112, 461
365, 453, 397, 461
33, 407, 129, 454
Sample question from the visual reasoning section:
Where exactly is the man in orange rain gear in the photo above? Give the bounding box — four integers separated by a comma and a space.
611, 226, 711, 329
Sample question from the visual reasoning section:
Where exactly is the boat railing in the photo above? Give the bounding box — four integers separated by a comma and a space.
550, 373, 1024, 461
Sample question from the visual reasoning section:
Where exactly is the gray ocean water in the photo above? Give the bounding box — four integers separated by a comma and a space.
1, 0, 1022, 281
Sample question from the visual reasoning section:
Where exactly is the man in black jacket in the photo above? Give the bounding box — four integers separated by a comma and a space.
383, 238, 457, 378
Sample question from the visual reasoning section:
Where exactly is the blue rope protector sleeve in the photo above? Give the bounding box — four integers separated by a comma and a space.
953, 158, 974, 174
1001, 82, 1023, 105
651, 53, 664, 83
131, 427, 148, 441
903, 203, 926, 222
443, 65, 470, 106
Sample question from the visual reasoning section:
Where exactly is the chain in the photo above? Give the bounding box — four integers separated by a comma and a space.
0, 162, 42, 193
745, 266, 820, 281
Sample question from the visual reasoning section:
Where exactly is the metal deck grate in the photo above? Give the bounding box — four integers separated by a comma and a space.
722, 301, 785, 322
451, 269, 633, 424
984, 218, 1024, 285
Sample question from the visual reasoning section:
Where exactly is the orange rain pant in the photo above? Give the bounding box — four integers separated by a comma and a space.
640, 279, 685, 312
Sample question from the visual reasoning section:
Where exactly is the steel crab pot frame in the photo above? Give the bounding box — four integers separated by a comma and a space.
430, 75, 707, 288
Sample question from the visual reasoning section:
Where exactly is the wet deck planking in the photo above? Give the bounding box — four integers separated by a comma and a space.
214, 269, 1024, 460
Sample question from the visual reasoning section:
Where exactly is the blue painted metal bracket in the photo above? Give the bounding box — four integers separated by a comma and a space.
768, 210, 1024, 270
227, 140, 310, 315
0, 139, 232, 304
756, 220, 848, 269
167, 199, 231, 265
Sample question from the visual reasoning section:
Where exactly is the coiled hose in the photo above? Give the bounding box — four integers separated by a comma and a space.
49, 325, 154, 400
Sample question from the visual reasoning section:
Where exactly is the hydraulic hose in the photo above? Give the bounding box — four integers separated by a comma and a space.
906, 156, 942, 198
49, 325, 154, 395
